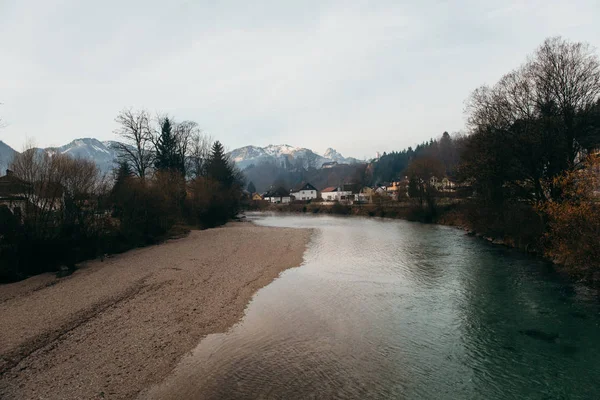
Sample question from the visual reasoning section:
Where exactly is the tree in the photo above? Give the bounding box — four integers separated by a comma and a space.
464, 37, 600, 203
113, 109, 154, 180
154, 117, 184, 174
111, 161, 132, 195
206, 141, 236, 187
541, 154, 600, 278
530, 37, 600, 166
174, 120, 201, 178
188, 131, 212, 179
247, 181, 256, 194
405, 156, 444, 211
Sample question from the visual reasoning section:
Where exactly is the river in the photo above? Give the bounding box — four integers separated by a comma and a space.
145, 213, 600, 399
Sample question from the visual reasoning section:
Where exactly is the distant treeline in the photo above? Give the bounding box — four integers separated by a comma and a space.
0, 111, 244, 282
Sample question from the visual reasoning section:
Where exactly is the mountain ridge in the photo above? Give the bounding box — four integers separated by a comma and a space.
227, 144, 359, 170
0, 139, 361, 175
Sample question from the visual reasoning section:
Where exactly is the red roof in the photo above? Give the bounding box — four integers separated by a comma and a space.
321, 186, 338, 193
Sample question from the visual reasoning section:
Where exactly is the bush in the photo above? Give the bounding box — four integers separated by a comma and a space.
540, 155, 600, 279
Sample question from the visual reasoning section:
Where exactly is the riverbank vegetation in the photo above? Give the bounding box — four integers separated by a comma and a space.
456, 37, 600, 280
263, 37, 600, 282
364, 38, 600, 281
0, 110, 243, 282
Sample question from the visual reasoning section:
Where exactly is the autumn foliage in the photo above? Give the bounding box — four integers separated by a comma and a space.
540, 155, 600, 278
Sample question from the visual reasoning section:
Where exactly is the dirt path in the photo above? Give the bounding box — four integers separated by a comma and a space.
0, 223, 311, 400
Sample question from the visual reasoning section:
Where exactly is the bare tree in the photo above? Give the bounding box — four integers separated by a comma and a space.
10, 144, 103, 239
188, 131, 213, 179
465, 37, 600, 201
174, 120, 201, 177
113, 109, 154, 180
529, 37, 600, 163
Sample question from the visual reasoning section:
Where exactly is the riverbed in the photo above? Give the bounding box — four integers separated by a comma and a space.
0, 223, 310, 400
144, 213, 600, 400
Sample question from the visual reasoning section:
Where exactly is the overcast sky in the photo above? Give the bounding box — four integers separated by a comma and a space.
1, 0, 599, 159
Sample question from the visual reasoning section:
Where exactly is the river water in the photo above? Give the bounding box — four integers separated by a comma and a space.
146, 213, 600, 399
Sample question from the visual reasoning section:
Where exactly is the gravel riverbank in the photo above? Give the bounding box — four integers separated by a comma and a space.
0, 223, 311, 399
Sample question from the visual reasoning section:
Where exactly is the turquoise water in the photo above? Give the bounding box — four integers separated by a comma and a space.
146, 213, 600, 399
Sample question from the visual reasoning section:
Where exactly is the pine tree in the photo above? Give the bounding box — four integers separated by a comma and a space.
247, 181, 256, 194
113, 161, 132, 188
154, 118, 184, 173
206, 141, 235, 187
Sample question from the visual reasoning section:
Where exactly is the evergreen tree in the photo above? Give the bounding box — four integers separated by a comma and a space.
110, 161, 134, 219
113, 161, 132, 189
247, 181, 256, 194
206, 141, 235, 187
154, 118, 184, 173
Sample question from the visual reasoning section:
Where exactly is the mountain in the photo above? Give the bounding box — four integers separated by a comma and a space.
0, 138, 122, 175
0, 140, 18, 173
228, 144, 359, 170
0, 138, 361, 181
323, 148, 360, 164
52, 138, 121, 173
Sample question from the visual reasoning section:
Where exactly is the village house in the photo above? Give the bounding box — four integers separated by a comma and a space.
263, 187, 291, 204
321, 186, 354, 203
290, 183, 318, 201
320, 187, 339, 201
439, 177, 456, 192
0, 169, 65, 218
356, 187, 375, 203
0, 170, 31, 217
252, 193, 263, 201
427, 176, 456, 192
374, 186, 387, 196
385, 181, 402, 200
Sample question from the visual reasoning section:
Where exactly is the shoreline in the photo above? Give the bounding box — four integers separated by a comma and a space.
256, 205, 598, 286
0, 222, 312, 400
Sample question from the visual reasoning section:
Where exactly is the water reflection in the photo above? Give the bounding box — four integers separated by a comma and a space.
143, 213, 600, 400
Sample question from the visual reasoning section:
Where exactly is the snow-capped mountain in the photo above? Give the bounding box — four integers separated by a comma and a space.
0, 139, 360, 177
47, 138, 122, 173
0, 138, 123, 175
323, 148, 360, 165
228, 144, 359, 170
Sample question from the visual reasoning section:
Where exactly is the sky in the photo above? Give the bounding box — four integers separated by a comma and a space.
1, 0, 599, 159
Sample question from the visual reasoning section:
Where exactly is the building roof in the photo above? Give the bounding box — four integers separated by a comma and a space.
264, 187, 290, 197
0, 170, 32, 197
292, 182, 318, 192
321, 186, 338, 193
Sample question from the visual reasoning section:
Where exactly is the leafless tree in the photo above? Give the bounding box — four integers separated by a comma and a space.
465, 37, 600, 201
174, 120, 200, 177
113, 109, 154, 180
10, 144, 104, 238
188, 131, 213, 179
529, 37, 600, 162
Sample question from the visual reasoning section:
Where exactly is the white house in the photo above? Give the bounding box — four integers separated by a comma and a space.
321, 186, 353, 202
263, 187, 291, 204
290, 183, 318, 201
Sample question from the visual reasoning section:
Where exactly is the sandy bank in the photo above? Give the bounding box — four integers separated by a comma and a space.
0, 223, 311, 400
